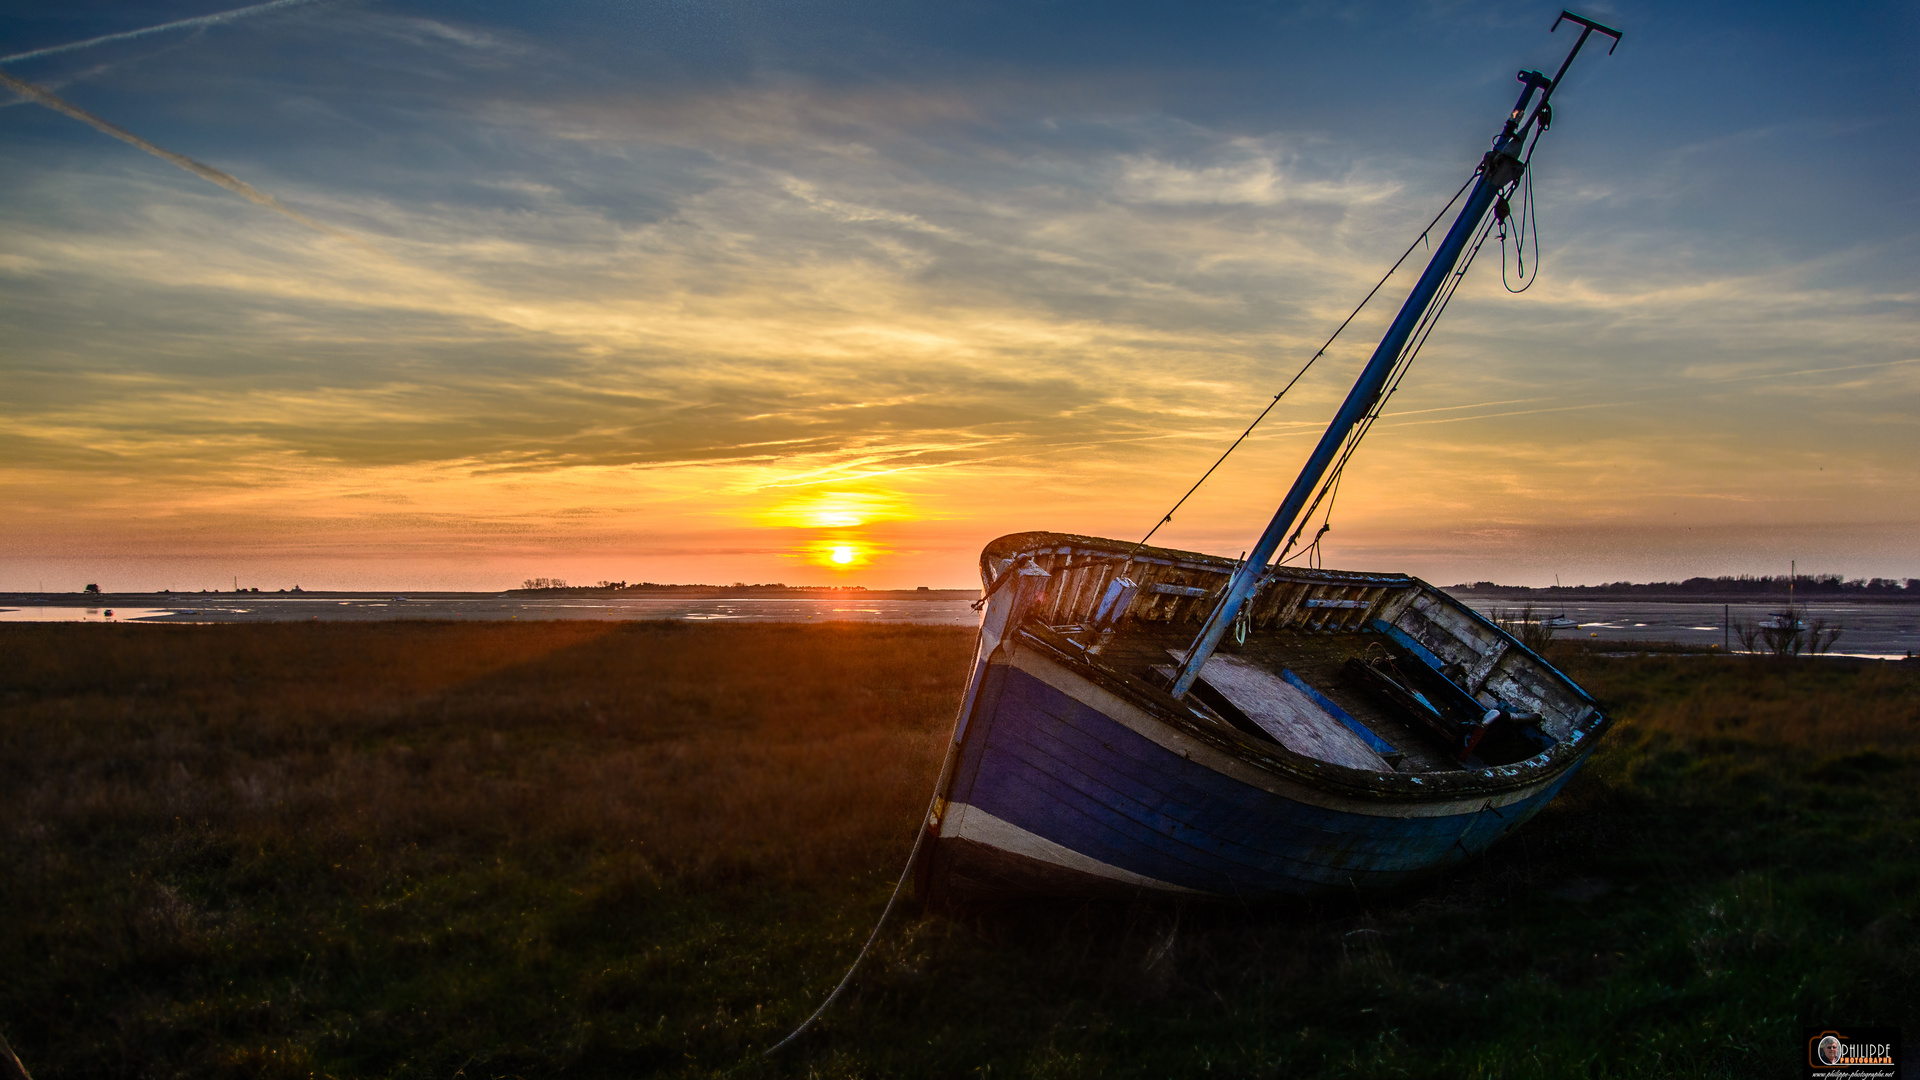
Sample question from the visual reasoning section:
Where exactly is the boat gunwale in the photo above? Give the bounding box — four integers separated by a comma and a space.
982, 529, 1420, 590
983, 530, 1613, 801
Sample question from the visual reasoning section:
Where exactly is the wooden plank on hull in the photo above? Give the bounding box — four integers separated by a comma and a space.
1464, 640, 1510, 693
1170, 650, 1393, 772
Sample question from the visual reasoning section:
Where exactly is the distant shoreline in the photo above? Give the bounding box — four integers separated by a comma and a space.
3, 589, 1916, 653
1446, 587, 1920, 605
5, 585, 1920, 605
0, 588, 981, 602
501, 586, 977, 599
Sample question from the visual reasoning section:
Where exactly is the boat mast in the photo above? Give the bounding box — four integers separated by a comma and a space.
1172, 11, 1620, 699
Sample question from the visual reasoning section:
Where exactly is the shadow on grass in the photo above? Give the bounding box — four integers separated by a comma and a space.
2, 626, 1915, 1077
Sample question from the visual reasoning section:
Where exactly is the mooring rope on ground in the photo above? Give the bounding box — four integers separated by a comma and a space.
762, 805, 933, 1055
764, 749, 955, 1056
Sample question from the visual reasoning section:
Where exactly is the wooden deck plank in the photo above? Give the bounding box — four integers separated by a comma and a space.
1171, 650, 1393, 772
1230, 632, 1460, 772
1069, 620, 1462, 772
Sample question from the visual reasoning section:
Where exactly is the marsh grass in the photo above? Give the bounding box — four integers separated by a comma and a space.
2, 625, 1915, 1078
1491, 603, 1558, 653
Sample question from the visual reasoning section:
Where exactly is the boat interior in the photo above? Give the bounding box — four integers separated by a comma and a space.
990, 533, 1603, 776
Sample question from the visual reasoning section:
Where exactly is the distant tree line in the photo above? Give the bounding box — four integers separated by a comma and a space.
1451, 575, 1919, 597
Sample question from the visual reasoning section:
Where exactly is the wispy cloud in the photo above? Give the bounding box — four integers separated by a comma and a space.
2, 4, 1916, 589
0, 0, 329, 66
0, 68, 369, 247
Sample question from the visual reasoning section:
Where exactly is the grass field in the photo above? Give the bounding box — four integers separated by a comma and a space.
2, 622, 1915, 1078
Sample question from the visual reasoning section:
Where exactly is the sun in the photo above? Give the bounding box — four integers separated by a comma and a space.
806, 539, 874, 570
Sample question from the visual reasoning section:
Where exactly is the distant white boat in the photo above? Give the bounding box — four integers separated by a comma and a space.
1541, 574, 1577, 627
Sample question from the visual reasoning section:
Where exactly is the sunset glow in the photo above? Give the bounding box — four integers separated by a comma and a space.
757, 491, 912, 532
0, 3, 1913, 592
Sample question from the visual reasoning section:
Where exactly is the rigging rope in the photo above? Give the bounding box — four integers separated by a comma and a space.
1287, 215, 1499, 557
1501, 125, 1547, 293
1130, 172, 1478, 553
1279, 209, 1504, 564
1500, 165, 1540, 292
1286, 142, 1543, 559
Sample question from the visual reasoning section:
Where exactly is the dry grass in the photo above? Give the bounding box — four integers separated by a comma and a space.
1572, 648, 1920, 753
1, 621, 970, 1077
2, 625, 1915, 1078
5, 620, 962, 887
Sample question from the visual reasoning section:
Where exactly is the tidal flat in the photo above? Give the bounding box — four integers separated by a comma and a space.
2, 622, 1915, 1078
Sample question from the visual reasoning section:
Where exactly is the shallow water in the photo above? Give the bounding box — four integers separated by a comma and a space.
3, 593, 1914, 656
1456, 599, 1920, 658
0, 593, 982, 627
0, 606, 177, 623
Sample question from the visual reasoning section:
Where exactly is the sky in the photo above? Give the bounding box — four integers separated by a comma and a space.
1, 0, 1915, 592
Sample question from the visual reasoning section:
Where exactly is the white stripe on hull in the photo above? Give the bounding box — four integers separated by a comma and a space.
945, 802, 1204, 894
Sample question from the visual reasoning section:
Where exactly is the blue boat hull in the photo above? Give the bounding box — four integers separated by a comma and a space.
922, 646, 1593, 902
915, 532, 1610, 904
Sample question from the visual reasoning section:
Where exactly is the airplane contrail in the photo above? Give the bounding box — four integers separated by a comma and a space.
0, 67, 367, 247
0, 0, 328, 66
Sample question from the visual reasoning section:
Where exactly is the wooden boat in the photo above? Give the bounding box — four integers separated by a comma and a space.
914, 532, 1609, 901
914, 14, 1623, 904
